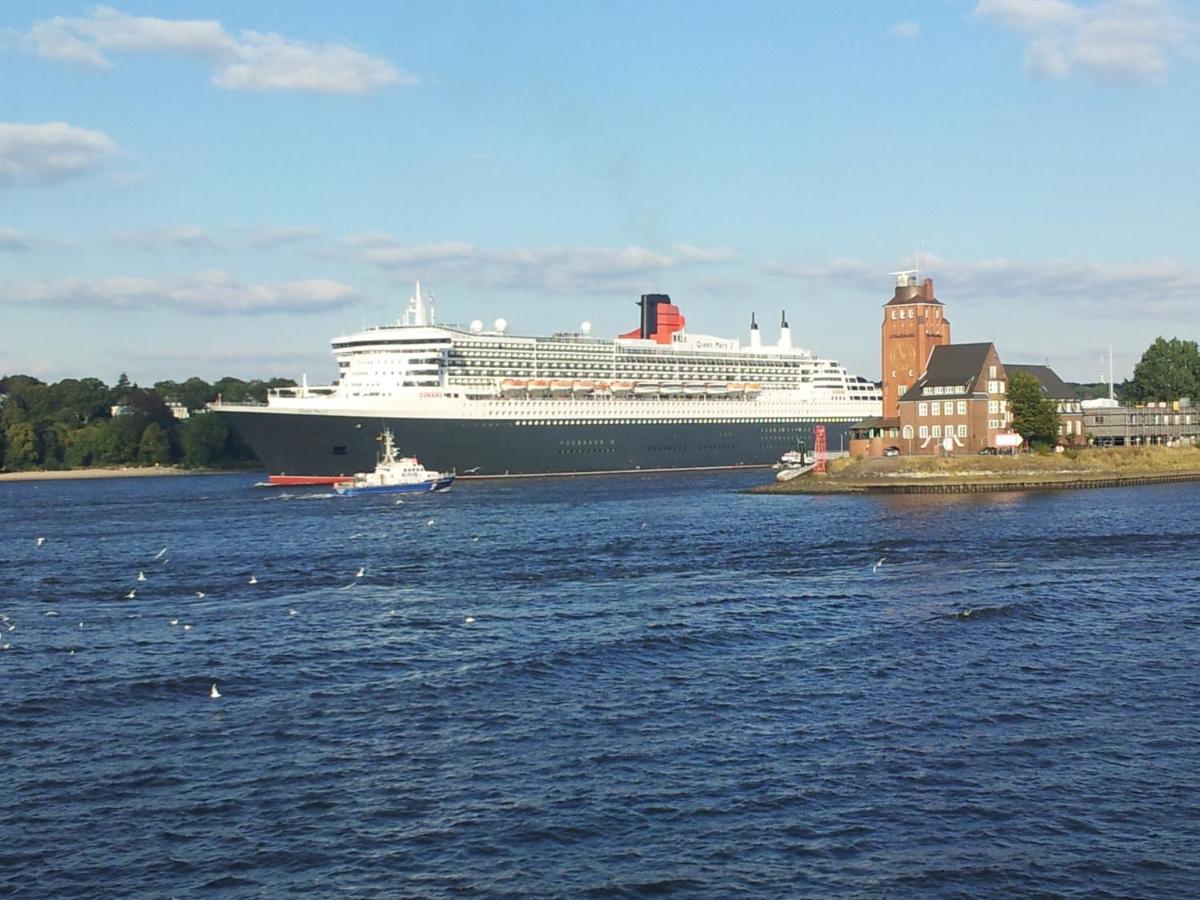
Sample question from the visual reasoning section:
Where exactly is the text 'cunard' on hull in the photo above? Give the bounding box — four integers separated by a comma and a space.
212, 283, 883, 482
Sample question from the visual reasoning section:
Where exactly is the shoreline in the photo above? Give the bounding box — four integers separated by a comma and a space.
0, 466, 252, 483
748, 470, 1200, 495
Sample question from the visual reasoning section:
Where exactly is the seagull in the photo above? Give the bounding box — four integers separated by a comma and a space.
154, 547, 167, 560
124, 589, 137, 600
464, 616, 476, 624
1, 643, 10, 651
248, 575, 258, 585
69, 650, 75, 656
183, 624, 193, 631
36, 536, 46, 547
872, 557, 885, 573
426, 518, 435, 527
169, 619, 179, 626
471, 536, 480, 542
394, 498, 404, 505
289, 609, 298, 616
355, 566, 365, 578
195, 591, 206, 599
78, 621, 84, 629
210, 683, 221, 699
137, 571, 146, 582
45, 610, 58, 617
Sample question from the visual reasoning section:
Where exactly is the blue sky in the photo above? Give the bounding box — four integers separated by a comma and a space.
2, 0, 1198, 385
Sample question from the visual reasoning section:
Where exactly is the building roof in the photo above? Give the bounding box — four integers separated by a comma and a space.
898, 342, 996, 402
884, 285, 944, 307
1005, 364, 1080, 401
849, 416, 900, 432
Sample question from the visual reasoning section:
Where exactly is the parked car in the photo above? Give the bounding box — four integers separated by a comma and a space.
883, 446, 901, 457
979, 447, 998, 455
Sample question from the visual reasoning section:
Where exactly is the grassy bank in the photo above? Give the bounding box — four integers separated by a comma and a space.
752, 445, 1200, 494
0, 465, 252, 483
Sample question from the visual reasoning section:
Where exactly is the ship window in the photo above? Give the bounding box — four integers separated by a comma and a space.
331, 446, 348, 456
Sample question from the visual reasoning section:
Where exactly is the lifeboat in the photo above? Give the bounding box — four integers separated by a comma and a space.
527, 379, 551, 396
571, 379, 595, 395
633, 382, 660, 396
499, 378, 527, 397
660, 382, 684, 396
744, 382, 763, 397
610, 380, 634, 396
549, 379, 573, 396
683, 382, 707, 397
705, 382, 729, 396
726, 382, 746, 396
593, 381, 612, 395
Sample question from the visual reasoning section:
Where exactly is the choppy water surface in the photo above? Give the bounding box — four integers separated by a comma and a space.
2, 472, 1199, 897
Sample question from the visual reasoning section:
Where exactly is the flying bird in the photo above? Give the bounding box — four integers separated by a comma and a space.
195, 592, 206, 599
248, 576, 258, 585
154, 547, 167, 560
355, 566, 365, 578
426, 518, 435, 527
210, 683, 221, 699
872, 557, 886, 573
36, 536, 46, 547
124, 589, 137, 600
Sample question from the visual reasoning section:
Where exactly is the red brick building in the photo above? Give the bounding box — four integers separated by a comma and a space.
897, 343, 1010, 455
881, 272, 951, 419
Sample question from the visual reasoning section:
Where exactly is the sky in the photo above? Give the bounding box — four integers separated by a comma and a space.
2, 0, 1199, 386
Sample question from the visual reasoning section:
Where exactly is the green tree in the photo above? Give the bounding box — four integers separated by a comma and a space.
178, 412, 229, 467
4, 421, 40, 468
1123, 337, 1200, 402
1009, 372, 1061, 449
138, 422, 171, 465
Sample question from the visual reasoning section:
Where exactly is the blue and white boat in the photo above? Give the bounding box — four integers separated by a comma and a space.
333, 429, 454, 496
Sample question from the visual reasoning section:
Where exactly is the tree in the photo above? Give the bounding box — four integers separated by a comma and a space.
1123, 337, 1200, 402
1009, 372, 1060, 449
178, 412, 229, 467
138, 422, 171, 465
4, 422, 40, 468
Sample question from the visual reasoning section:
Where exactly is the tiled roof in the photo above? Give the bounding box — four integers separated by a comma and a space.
1005, 364, 1080, 400
899, 342, 996, 401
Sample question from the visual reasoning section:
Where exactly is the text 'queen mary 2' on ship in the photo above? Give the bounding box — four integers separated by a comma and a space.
212, 284, 883, 483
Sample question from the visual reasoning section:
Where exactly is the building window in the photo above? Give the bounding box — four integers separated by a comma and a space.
919, 426, 928, 439
903, 425, 913, 439
932, 425, 942, 437
958, 424, 967, 437
919, 402, 928, 416
988, 400, 998, 414
898, 384, 907, 396
989, 365, 997, 378
931, 401, 940, 415
956, 401, 965, 415
999, 381, 1006, 393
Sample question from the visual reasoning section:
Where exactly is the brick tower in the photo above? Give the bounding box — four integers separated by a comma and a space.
881, 272, 950, 419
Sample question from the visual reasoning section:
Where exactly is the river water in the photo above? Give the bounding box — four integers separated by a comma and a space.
2, 472, 1198, 896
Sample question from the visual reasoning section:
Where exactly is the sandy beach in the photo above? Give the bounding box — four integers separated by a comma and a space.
0, 466, 241, 483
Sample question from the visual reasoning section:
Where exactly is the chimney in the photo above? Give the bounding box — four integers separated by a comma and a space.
750, 312, 761, 349
778, 310, 792, 351
921, 278, 934, 301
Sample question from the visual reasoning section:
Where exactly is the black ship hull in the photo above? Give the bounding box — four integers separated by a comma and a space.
216, 409, 856, 481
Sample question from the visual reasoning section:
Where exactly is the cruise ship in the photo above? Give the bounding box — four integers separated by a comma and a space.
212, 284, 882, 482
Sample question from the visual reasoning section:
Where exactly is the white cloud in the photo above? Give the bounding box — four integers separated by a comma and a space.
0, 228, 32, 251
765, 252, 1200, 319
351, 236, 732, 294
19, 6, 410, 94
671, 242, 739, 263
974, 0, 1198, 82
890, 21, 921, 39
0, 122, 119, 186
0, 271, 358, 314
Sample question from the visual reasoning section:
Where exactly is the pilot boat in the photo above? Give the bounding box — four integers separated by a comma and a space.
334, 429, 454, 496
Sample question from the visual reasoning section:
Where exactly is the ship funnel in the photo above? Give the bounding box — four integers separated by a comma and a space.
779, 310, 792, 351
408, 281, 429, 327
750, 312, 761, 349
